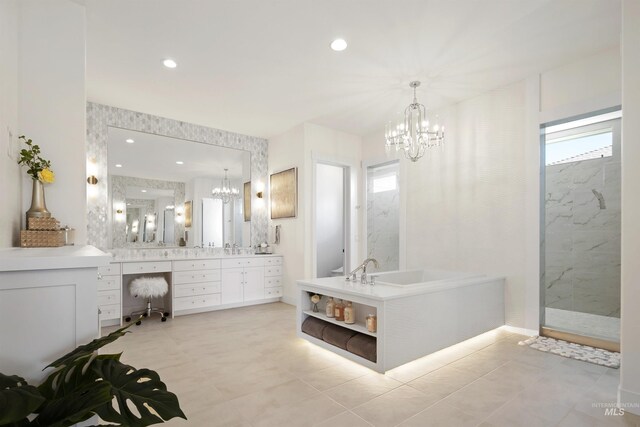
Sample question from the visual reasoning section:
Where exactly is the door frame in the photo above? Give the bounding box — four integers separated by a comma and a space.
539, 107, 622, 347
310, 153, 355, 279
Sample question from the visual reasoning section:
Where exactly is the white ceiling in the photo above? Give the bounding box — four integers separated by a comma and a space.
86, 0, 621, 139
107, 127, 248, 182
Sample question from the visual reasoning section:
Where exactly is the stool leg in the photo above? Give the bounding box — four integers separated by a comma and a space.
146, 298, 152, 318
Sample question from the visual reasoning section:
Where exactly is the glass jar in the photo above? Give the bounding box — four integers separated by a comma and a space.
334, 299, 345, 321
366, 314, 377, 333
325, 297, 336, 318
344, 301, 355, 324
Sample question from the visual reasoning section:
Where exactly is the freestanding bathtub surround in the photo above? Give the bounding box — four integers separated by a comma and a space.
297, 269, 505, 372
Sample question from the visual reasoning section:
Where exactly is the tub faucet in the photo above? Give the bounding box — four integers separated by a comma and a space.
347, 258, 379, 284
360, 258, 379, 284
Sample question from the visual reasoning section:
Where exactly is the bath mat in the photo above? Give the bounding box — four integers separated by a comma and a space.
518, 336, 620, 368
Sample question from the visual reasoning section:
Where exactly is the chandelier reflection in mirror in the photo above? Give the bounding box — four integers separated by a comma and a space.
211, 168, 240, 204
384, 81, 445, 162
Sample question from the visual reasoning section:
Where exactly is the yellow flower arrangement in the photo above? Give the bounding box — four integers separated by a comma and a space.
17, 135, 55, 184
37, 168, 55, 184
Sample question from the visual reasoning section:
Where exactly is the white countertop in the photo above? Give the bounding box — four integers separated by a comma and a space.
297, 275, 504, 301
0, 245, 111, 272
111, 253, 282, 263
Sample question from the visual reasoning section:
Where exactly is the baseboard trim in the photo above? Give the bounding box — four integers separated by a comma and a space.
500, 325, 538, 337
280, 295, 296, 306
618, 387, 640, 415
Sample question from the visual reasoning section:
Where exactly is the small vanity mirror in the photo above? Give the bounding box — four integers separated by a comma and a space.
108, 127, 251, 248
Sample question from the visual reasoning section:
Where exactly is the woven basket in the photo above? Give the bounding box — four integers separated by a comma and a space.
28, 217, 60, 231
20, 230, 65, 247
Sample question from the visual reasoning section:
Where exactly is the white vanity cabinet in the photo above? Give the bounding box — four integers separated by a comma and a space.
103, 254, 284, 324
221, 258, 265, 304
0, 246, 110, 383
264, 257, 283, 298
98, 262, 122, 325
172, 259, 222, 314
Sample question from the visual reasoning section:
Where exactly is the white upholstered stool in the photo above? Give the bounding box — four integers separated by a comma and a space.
125, 276, 169, 324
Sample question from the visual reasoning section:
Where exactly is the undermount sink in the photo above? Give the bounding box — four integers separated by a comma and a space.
372, 269, 483, 288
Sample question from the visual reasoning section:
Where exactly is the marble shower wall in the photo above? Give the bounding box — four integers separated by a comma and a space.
86, 103, 268, 249
545, 155, 621, 317
366, 163, 400, 271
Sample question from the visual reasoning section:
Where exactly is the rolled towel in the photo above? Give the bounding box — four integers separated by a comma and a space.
130, 276, 168, 298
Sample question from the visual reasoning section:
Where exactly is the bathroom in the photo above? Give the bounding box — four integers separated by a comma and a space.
1, 1, 640, 425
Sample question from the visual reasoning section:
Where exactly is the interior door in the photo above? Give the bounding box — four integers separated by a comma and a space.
221, 268, 243, 304
243, 266, 265, 302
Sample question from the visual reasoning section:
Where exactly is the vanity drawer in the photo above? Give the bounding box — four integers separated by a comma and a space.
264, 257, 282, 266
174, 293, 220, 311
264, 266, 282, 277
173, 269, 221, 284
97, 275, 121, 291
265, 287, 283, 298
221, 258, 265, 269
98, 289, 120, 306
122, 261, 172, 274
265, 276, 282, 288
98, 263, 121, 276
99, 303, 121, 321
174, 282, 221, 298
173, 259, 221, 271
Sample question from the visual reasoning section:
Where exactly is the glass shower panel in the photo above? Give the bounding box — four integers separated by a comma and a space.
366, 161, 400, 272
542, 114, 621, 342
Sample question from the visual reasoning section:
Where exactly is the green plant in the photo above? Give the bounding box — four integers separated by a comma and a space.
17, 135, 54, 183
0, 321, 186, 427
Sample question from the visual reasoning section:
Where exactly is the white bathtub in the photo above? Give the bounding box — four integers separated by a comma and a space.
372, 268, 483, 288
297, 270, 506, 372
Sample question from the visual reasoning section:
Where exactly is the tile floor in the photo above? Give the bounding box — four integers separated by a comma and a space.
102, 303, 640, 427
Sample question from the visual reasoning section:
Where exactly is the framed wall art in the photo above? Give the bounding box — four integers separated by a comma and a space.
270, 167, 297, 219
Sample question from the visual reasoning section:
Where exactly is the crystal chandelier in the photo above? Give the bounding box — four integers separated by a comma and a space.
212, 168, 240, 204
384, 81, 445, 162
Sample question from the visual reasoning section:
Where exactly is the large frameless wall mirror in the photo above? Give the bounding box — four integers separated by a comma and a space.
108, 127, 251, 248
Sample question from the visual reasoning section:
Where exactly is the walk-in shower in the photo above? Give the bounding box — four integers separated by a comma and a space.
541, 109, 621, 347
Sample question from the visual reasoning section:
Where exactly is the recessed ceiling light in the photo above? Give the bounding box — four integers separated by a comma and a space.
176, 161, 184, 165
163, 58, 177, 68
115, 164, 122, 168
330, 38, 347, 52
126, 138, 134, 144
141, 189, 147, 193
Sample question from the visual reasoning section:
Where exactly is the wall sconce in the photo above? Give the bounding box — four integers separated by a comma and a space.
175, 205, 184, 223
114, 202, 125, 222
86, 157, 99, 184
255, 181, 265, 208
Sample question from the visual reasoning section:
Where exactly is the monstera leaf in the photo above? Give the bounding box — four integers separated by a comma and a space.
45, 322, 135, 369
33, 382, 112, 427
1, 318, 184, 427
91, 357, 186, 426
0, 374, 44, 425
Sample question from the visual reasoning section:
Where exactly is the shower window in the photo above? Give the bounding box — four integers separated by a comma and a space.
541, 109, 621, 344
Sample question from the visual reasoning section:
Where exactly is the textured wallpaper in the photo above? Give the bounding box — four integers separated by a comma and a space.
86, 102, 268, 249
